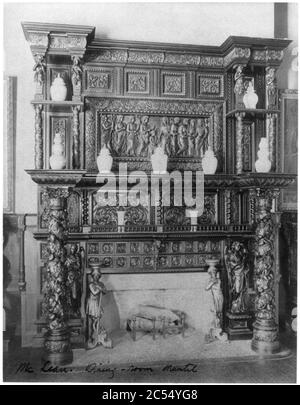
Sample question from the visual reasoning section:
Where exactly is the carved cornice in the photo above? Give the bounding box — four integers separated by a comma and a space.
224, 47, 251, 68
26, 170, 86, 185
22, 22, 95, 57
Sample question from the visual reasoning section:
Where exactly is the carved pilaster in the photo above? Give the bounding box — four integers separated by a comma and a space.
34, 104, 43, 169
85, 108, 97, 172
71, 56, 82, 101
42, 187, 73, 365
265, 67, 277, 109
72, 105, 81, 169
251, 188, 280, 354
235, 112, 245, 174
266, 113, 277, 172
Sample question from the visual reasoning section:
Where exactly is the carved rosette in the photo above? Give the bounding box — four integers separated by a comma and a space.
34, 104, 43, 169
72, 105, 81, 169
42, 187, 73, 365
235, 112, 245, 174
251, 188, 280, 354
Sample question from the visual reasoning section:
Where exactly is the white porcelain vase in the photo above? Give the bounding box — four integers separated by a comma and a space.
50, 73, 67, 101
97, 145, 113, 173
202, 147, 218, 174
49, 132, 66, 170
243, 81, 258, 109
255, 137, 271, 173
151, 146, 168, 174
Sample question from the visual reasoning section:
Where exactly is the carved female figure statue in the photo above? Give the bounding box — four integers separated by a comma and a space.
86, 266, 112, 349
177, 118, 189, 156
126, 116, 139, 155
160, 117, 171, 156
234, 65, 244, 96
65, 244, 83, 318
138, 116, 151, 156
114, 115, 126, 154
188, 119, 196, 157
225, 241, 249, 314
205, 265, 224, 330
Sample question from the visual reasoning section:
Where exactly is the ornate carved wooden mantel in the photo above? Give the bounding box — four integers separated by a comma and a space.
22, 22, 295, 364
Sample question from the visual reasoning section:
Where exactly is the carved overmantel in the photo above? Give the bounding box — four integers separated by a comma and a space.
22, 23, 296, 363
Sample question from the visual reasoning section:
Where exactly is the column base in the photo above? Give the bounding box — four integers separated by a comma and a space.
42, 328, 73, 366
226, 312, 253, 340
251, 320, 280, 354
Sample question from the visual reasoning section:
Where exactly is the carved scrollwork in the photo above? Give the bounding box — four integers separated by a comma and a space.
93, 206, 118, 227
42, 188, 69, 331
124, 205, 148, 226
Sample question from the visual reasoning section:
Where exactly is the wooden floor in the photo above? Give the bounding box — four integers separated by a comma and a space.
3, 332, 296, 384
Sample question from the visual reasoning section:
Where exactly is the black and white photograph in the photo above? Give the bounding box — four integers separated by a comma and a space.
1, 0, 298, 387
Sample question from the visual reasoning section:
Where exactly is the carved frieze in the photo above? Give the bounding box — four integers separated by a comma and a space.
224, 47, 251, 67
91, 97, 219, 116
198, 74, 224, 97
87, 49, 128, 63
49, 35, 87, 50
128, 51, 164, 64
252, 49, 284, 63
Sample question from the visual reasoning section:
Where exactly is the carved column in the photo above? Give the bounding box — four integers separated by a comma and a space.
34, 104, 43, 169
71, 56, 82, 101
266, 113, 277, 172
43, 187, 73, 365
251, 188, 280, 354
72, 105, 81, 169
235, 112, 245, 174
265, 67, 277, 109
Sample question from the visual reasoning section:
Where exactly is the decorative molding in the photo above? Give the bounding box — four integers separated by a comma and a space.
128, 50, 164, 64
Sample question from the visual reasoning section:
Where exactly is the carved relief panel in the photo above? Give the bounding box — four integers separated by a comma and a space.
86, 239, 222, 273
85, 97, 224, 172
161, 71, 186, 97
84, 67, 114, 94
197, 74, 224, 98
125, 70, 150, 95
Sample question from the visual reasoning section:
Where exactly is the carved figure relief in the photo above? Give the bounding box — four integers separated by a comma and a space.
99, 114, 214, 159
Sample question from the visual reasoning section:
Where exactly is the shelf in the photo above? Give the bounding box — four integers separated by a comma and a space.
226, 108, 280, 117
31, 100, 84, 106
26, 170, 296, 189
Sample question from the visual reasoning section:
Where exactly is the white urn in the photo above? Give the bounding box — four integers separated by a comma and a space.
97, 144, 113, 173
49, 132, 66, 170
151, 145, 168, 174
255, 137, 271, 173
202, 146, 218, 174
50, 73, 67, 101
243, 81, 258, 109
